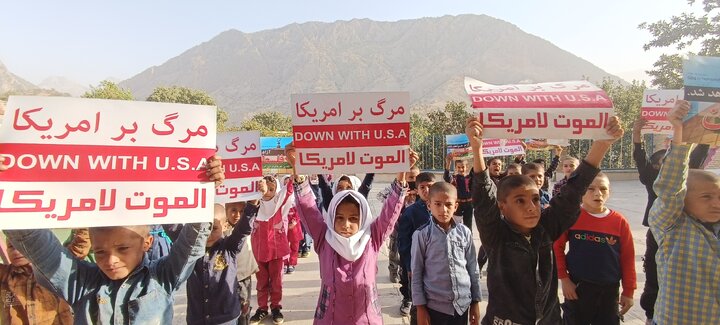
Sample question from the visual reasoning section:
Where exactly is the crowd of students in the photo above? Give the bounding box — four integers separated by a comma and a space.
1, 99, 719, 325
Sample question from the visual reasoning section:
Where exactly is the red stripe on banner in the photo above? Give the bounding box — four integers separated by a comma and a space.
292, 123, 410, 148
470, 91, 613, 109
641, 107, 670, 121
0, 143, 215, 182
222, 157, 263, 179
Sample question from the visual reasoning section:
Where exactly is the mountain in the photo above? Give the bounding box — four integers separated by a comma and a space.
38, 76, 88, 97
120, 14, 625, 120
0, 60, 38, 95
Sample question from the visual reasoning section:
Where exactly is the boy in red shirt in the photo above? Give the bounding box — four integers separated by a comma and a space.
553, 172, 636, 324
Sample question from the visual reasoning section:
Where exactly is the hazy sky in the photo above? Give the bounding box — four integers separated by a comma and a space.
0, 0, 693, 86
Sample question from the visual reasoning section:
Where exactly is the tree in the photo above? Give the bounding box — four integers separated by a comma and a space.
240, 111, 292, 136
146, 86, 231, 131
409, 101, 473, 169
639, 0, 720, 88
82, 80, 133, 100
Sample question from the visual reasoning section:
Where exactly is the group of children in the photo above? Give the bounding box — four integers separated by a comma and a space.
1, 100, 718, 325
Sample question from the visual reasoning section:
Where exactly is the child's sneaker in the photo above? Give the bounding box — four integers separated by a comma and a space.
300, 251, 309, 258
249, 309, 269, 324
286, 266, 295, 274
271, 308, 284, 324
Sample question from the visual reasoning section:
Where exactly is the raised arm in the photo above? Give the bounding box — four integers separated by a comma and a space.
156, 222, 211, 291
4, 229, 101, 304
358, 173, 375, 197
650, 100, 692, 234
371, 180, 406, 249
64, 228, 92, 260
632, 118, 657, 186
285, 143, 327, 245
443, 153, 453, 183
317, 174, 334, 211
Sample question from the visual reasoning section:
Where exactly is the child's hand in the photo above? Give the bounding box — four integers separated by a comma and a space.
409, 149, 419, 168
618, 295, 633, 316
284, 142, 296, 169
465, 117, 484, 149
415, 305, 430, 325
668, 99, 690, 127
555, 145, 563, 157
0, 156, 7, 171
633, 117, 648, 136
206, 155, 225, 188
469, 302, 481, 325
595, 116, 624, 145
444, 152, 453, 169
560, 278, 578, 300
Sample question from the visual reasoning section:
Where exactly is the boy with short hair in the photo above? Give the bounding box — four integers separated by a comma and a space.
551, 156, 579, 197
225, 201, 259, 325
396, 171, 436, 319
0, 239, 74, 324
186, 204, 252, 325
468, 116, 623, 325
411, 182, 482, 325
505, 163, 521, 176
553, 172, 636, 324
649, 100, 720, 324
522, 162, 550, 208
444, 154, 474, 229
1, 156, 224, 324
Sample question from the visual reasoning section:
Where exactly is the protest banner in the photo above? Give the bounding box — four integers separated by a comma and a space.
464, 77, 615, 139
446, 134, 525, 158
640, 89, 681, 135
682, 55, 720, 145
215, 131, 262, 203
0, 96, 217, 229
292, 92, 410, 174
261, 137, 293, 174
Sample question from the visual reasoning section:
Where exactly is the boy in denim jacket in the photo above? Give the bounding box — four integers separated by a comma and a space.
2, 156, 224, 324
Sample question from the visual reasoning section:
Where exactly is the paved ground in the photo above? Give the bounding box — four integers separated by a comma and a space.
173, 179, 652, 324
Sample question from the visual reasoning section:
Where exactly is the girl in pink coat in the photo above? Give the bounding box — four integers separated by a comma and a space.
286, 144, 415, 324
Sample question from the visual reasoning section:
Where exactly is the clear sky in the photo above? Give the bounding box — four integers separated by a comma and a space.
0, 0, 692, 86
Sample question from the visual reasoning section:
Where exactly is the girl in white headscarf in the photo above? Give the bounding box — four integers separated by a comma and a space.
246, 175, 294, 322
286, 145, 415, 324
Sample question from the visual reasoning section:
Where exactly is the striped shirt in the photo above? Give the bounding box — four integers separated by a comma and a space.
649, 144, 720, 324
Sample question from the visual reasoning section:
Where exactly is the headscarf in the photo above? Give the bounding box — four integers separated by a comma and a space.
256, 177, 293, 222
324, 190, 376, 261
331, 175, 362, 195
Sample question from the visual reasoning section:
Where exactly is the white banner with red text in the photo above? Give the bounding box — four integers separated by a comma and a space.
464, 77, 615, 139
0, 96, 217, 229
641, 89, 681, 135
291, 92, 410, 174
215, 132, 262, 204
446, 134, 525, 158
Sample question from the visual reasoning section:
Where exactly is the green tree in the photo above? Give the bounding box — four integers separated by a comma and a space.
240, 111, 292, 136
409, 101, 473, 169
82, 80, 133, 100
639, 0, 720, 88
146, 86, 231, 131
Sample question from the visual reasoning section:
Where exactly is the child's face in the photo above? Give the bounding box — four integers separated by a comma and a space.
684, 179, 720, 223
582, 176, 610, 214
334, 202, 360, 238
225, 202, 246, 226
90, 227, 153, 280
506, 167, 521, 176
417, 181, 435, 202
489, 159, 503, 177
562, 159, 578, 176
499, 185, 541, 234
336, 180, 353, 192
206, 217, 224, 247
429, 191, 458, 229
525, 168, 545, 188
6, 241, 30, 267
455, 161, 468, 175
